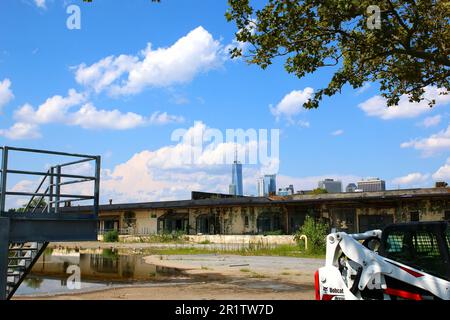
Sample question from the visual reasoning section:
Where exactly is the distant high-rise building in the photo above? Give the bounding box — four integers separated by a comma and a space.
257, 177, 265, 197
263, 174, 277, 196
229, 147, 243, 196
318, 179, 342, 193
357, 178, 386, 192
229, 184, 236, 196
278, 184, 294, 196
288, 184, 294, 195
346, 183, 357, 193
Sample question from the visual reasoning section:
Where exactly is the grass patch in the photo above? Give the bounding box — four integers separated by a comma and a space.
240, 268, 251, 273
139, 244, 325, 258
133, 232, 188, 244
280, 272, 291, 275
201, 266, 210, 270
199, 240, 212, 244
249, 272, 266, 278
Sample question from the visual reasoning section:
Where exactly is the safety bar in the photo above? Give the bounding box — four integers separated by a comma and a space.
0, 146, 100, 216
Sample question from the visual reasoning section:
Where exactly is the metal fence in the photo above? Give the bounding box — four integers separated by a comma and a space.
0, 146, 101, 216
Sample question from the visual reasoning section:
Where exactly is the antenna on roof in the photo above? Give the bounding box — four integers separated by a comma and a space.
234, 143, 238, 163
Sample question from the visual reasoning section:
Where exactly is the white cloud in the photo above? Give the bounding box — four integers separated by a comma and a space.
432, 158, 450, 181
34, 0, 46, 9
3, 89, 184, 139
392, 173, 430, 187
331, 129, 344, 136
99, 121, 279, 202
358, 86, 450, 120
0, 78, 14, 111
401, 125, 450, 156
270, 88, 314, 121
420, 115, 442, 128
75, 26, 223, 96
0, 122, 41, 140
69, 103, 147, 130
75, 55, 138, 93
15, 89, 85, 124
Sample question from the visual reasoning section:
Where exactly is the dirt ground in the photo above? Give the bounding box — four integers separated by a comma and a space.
16, 253, 322, 300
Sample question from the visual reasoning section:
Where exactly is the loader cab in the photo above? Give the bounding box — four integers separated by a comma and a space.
379, 221, 450, 281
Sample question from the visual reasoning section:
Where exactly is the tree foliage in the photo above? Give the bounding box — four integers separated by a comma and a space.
295, 215, 329, 253
311, 188, 328, 195
15, 198, 47, 212
226, 0, 449, 108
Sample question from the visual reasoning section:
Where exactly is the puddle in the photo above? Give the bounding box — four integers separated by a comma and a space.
15, 248, 184, 296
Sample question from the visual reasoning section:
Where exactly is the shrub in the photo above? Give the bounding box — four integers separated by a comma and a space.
103, 230, 119, 242
294, 215, 329, 254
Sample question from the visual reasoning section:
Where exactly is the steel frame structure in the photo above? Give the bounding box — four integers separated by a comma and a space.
0, 146, 101, 300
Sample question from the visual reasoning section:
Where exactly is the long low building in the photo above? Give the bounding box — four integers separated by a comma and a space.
65, 187, 450, 236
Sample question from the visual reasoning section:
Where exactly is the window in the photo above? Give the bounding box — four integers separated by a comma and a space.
410, 211, 420, 222
385, 230, 447, 280
444, 210, 450, 221
358, 214, 393, 232
244, 216, 249, 227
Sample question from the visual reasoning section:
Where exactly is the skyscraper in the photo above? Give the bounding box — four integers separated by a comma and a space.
318, 179, 342, 193
257, 177, 265, 197
357, 178, 386, 192
263, 174, 277, 196
229, 148, 243, 196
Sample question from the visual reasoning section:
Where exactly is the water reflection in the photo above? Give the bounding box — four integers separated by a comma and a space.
15, 249, 183, 296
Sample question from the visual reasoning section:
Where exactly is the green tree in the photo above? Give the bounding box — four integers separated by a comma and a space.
294, 215, 329, 253
16, 198, 47, 212
311, 188, 328, 195
226, 0, 449, 108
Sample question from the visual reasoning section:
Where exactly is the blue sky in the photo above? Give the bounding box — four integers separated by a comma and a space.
0, 0, 449, 205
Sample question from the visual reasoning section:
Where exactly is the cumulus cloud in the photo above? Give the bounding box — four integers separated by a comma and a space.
401, 125, 450, 156
0, 122, 41, 140
1, 89, 184, 139
270, 88, 314, 121
15, 89, 86, 124
98, 121, 280, 202
74, 26, 224, 96
75, 55, 138, 94
69, 103, 147, 130
432, 158, 450, 181
358, 86, 450, 120
0, 78, 14, 112
392, 173, 430, 187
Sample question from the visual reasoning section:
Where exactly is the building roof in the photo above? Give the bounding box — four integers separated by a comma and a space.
63, 187, 450, 213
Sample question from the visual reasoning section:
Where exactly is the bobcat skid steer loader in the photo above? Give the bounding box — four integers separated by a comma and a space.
315, 221, 450, 300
